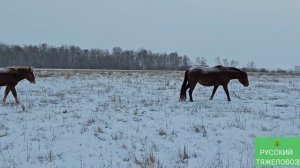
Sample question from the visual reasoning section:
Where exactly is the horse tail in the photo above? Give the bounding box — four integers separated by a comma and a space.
182, 70, 188, 87
180, 70, 189, 101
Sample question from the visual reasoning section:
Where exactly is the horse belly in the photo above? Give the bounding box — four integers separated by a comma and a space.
197, 73, 220, 86
198, 79, 216, 86
0, 74, 14, 86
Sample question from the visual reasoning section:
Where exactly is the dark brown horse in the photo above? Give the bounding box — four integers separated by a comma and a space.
0, 67, 35, 104
180, 65, 249, 102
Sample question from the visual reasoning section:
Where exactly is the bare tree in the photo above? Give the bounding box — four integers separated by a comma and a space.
295, 65, 300, 72
247, 61, 256, 72
222, 58, 229, 66
215, 57, 222, 65
195, 57, 208, 67
230, 60, 238, 67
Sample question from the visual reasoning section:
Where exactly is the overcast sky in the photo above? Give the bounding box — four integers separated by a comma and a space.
0, 0, 299, 69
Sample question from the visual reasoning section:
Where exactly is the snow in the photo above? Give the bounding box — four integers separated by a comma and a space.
0, 70, 299, 168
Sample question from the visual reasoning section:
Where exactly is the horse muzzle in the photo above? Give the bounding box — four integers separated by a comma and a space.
179, 96, 186, 102
30, 79, 36, 84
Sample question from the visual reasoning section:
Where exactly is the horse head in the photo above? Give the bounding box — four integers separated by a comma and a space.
179, 93, 187, 101
10, 67, 36, 84
238, 71, 249, 87
26, 67, 36, 84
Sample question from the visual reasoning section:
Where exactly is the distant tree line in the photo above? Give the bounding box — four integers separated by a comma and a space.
0, 43, 191, 70
1, 43, 298, 72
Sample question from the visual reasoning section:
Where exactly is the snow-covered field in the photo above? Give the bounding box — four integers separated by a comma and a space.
0, 70, 299, 168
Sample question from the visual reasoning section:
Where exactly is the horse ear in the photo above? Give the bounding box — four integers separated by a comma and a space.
28, 66, 33, 72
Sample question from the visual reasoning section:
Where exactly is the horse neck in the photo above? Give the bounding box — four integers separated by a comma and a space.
227, 68, 241, 80
15, 72, 27, 82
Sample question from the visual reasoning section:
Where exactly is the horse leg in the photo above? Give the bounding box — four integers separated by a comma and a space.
3, 86, 11, 103
180, 83, 190, 101
11, 87, 20, 104
209, 85, 219, 100
184, 84, 190, 95
222, 84, 231, 101
188, 82, 196, 102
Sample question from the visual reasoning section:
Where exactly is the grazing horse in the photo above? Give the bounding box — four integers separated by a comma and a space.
0, 67, 35, 104
180, 65, 249, 102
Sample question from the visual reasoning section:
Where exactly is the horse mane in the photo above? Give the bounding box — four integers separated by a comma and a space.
6, 66, 34, 73
5, 67, 17, 73
230, 67, 242, 72
214, 65, 241, 72
214, 65, 224, 69
229, 67, 248, 77
214, 65, 247, 77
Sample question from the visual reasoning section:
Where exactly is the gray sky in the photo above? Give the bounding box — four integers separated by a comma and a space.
1, 0, 299, 69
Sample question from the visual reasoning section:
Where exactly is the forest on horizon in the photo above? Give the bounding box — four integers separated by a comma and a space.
0, 43, 190, 70
0, 43, 299, 72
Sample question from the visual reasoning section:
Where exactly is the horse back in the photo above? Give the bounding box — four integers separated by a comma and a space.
188, 66, 229, 86
0, 69, 18, 86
